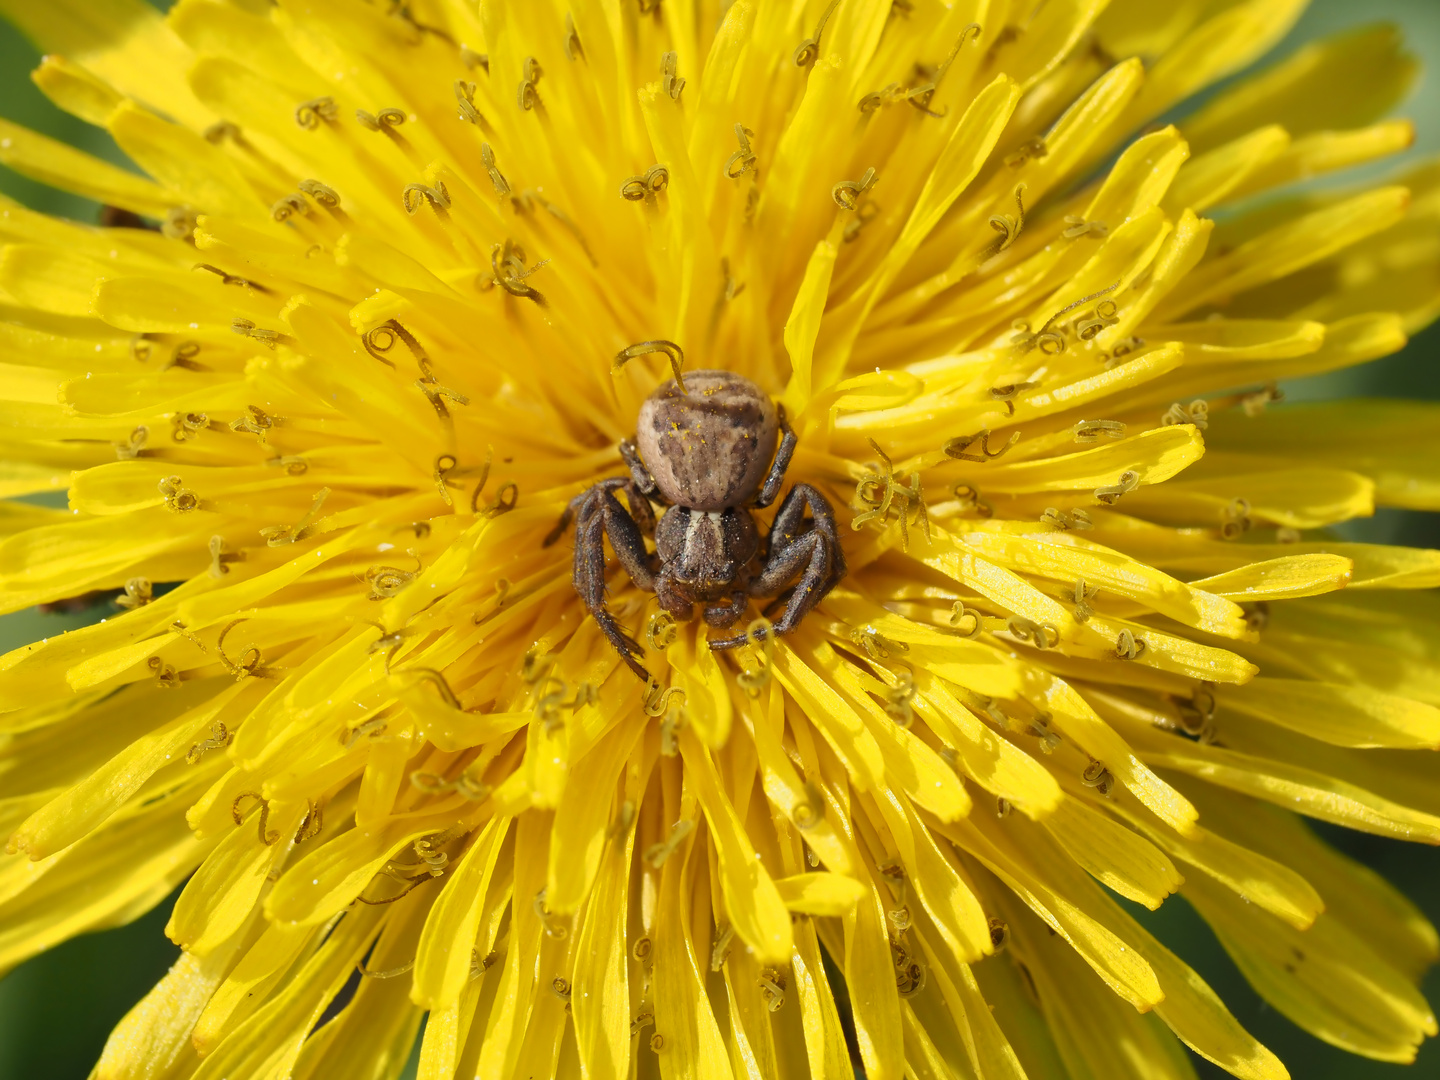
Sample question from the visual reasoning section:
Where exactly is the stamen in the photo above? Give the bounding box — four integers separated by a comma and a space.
148, 656, 180, 688
1040, 507, 1093, 531
650, 1034, 665, 1054
884, 669, 916, 729
362, 319, 428, 370
455, 80, 482, 125
758, 969, 788, 1012
629, 1010, 655, 1038
158, 475, 199, 514
1006, 617, 1059, 649
259, 487, 330, 546
479, 143, 510, 199
533, 887, 569, 938
1013, 282, 1119, 357
831, 167, 877, 210
415, 379, 471, 420
365, 558, 416, 600
204, 121, 239, 143
233, 791, 280, 845
478, 483, 518, 518
1240, 382, 1284, 417
216, 619, 266, 680
1114, 629, 1145, 660
460, 46, 488, 72
343, 715, 388, 750
298, 179, 341, 210
186, 720, 231, 764
620, 164, 670, 202
710, 924, 735, 971
411, 767, 491, 801
906, 23, 982, 117
644, 818, 694, 868
1072, 419, 1126, 443
646, 611, 679, 650
1072, 578, 1099, 623
988, 381, 1039, 415
193, 263, 268, 293
850, 626, 908, 661
1103, 336, 1146, 367
402, 181, 451, 216
163, 341, 203, 372
295, 97, 338, 129
614, 340, 687, 394
793, 0, 841, 69
295, 799, 323, 841
642, 50, 679, 107
229, 404, 276, 442
996, 796, 1012, 818
735, 616, 775, 697
231, 318, 283, 349
1062, 215, 1108, 240
432, 454, 458, 507
631, 937, 654, 966
792, 780, 826, 831
1004, 136, 1048, 168
943, 429, 1020, 462
267, 456, 307, 476
209, 536, 242, 578
1094, 470, 1139, 506
724, 124, 758, 180
517, 57, 543, 111
356, 107, 407, 130
896, 958, 926, 997
1161, 399, 1209, 430
358, 957, 416, 979
162, 207, 198, 241
271, 193, 308, 223
985, 183, 1026, 257
852, 438, 931, 551
988, 917, 1009, 952
642, 680, 686, 718
1277, 527, 1302, 544
1028, 712, 1062, 753
115, 577, 152, 610
550, 975, 572, 1002
534, 676, 599, 734
115, 425, 147, 461
1082, 759, 1116, 796
488, 239, 549, 306
952, 484, 994, 518
356, 876, 434, 905
1073, 299, 1119, 340
843, 201, 879, 243
171, 411, 211, 442
948, 602, 983, 637
564, 14, 584, 62
1220, 498, 1252, 541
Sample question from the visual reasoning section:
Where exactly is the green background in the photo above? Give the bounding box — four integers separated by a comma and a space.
1, 2, 1438, 1078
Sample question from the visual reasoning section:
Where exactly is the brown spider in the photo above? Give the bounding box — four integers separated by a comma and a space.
545, 370, 846, 680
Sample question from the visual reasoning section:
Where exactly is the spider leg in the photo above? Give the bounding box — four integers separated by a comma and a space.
710, 483, 845, 650
704, 590, 749, 628
754, 404, 796, 509
619, 438, 658, 497
569, 478, 659, 679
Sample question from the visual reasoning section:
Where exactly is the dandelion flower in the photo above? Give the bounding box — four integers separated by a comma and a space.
3, 1, 1440, 1078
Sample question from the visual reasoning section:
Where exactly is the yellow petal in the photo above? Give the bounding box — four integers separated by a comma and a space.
1220, 677, 1440, 750
1186, 554, 1353, 601
1041, 794, 1183, 910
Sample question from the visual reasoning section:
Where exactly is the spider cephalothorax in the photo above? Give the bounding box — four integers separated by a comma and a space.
548, 370, 846, 679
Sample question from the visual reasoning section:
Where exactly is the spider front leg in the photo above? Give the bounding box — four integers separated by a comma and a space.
556, 478, 658, 679
754, 404, 796, 510
710, 483, 845, 650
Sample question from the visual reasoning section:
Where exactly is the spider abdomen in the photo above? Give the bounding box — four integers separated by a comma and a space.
636, 370, 779, 510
